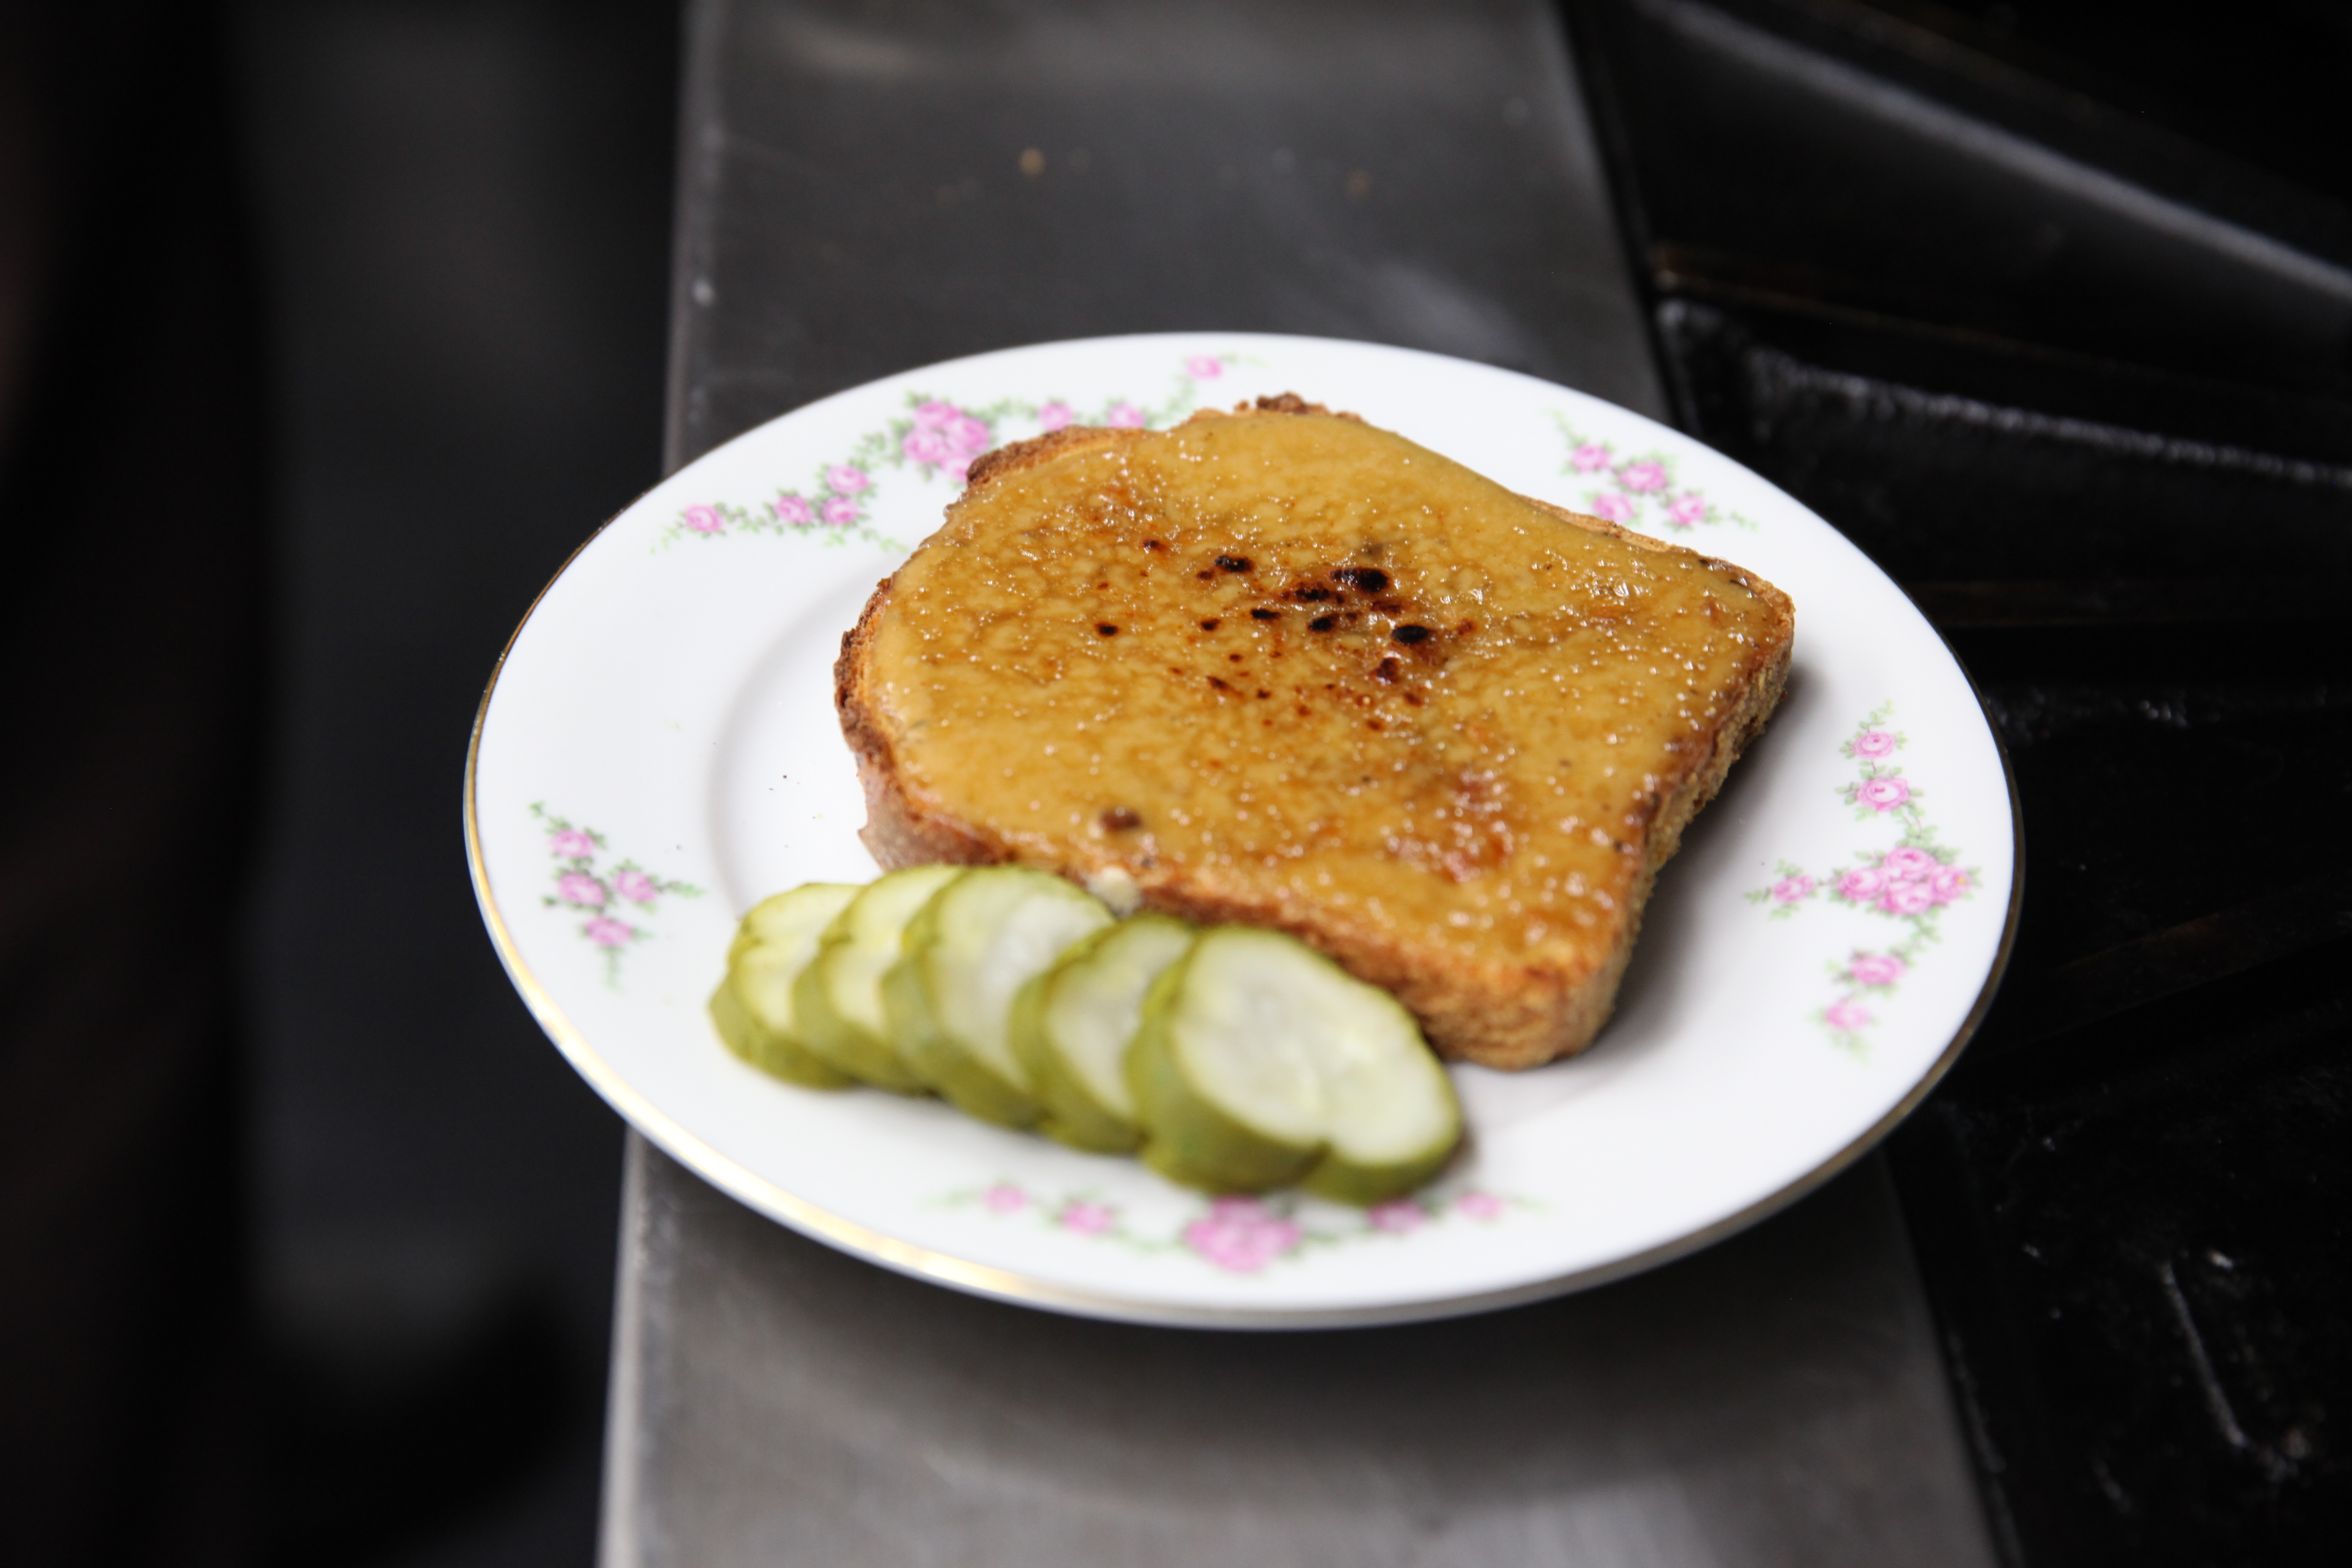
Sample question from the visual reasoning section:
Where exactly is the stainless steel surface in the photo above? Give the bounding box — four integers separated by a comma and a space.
664, 0, 1665, 468
606, 1140, 1994, 1568
606, 2, 1999, 1562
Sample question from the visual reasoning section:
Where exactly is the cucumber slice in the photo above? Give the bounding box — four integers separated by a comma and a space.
795, 865, 963, 1093
712, 972, 851, 1088
1127, 926, 1462, 1204
1298, 992, 1465, 1208
732, 884, 861, 1040
887, 867, 1113, 1127
1011, 914, 1196, 1152
710, 882, 860, 1088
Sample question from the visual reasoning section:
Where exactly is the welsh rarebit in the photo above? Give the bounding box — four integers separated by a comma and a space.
836, 397, 1793, 1069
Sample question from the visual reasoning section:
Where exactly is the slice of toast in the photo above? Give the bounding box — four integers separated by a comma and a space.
836, 396, 1793, 1069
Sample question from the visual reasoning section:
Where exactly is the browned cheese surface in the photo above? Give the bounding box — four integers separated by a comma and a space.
861, 413, 1784, 995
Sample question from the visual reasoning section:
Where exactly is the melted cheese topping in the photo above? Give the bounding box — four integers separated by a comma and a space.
865, 413, 1782, 974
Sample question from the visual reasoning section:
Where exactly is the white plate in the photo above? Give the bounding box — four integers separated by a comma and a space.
467, 333, 2018, 1328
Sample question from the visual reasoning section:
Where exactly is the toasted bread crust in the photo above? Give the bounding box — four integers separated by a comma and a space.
837, 400, 1792, 1069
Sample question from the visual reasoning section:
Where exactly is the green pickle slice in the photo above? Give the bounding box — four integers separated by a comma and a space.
1010, 914, 1196, 1152
720, 870, 1460, 1204
1127, 926, 1462, 1204
887, 867, 1114, 1127
709, 882, 861, 1088
795, 865, 963, 1093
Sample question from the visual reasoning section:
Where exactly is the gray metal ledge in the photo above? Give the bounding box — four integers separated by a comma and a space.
603, 5, 1999, 1563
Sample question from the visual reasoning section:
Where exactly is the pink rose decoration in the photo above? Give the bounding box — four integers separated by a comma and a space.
1851, 729, 1898, 759
1856, 776, 1912, 811
1038, 401, 1074, 431
771, 494, 813, 526
1571, 443, 1612, 473
1619, 461, 1668, 493
1186, 355, 1224, 378
1879, 882, 1935, 916
1837, 866, 1888, 902
1181, 1197, 1301, 1272
943, 457, 973, 483
1106, 402, 1145, 429
1823, 997, 1872, 1032
681, 503, 725, 534
556, 872, 607, 907
912, 400, 958, 430
612, 869, 658, 904
903, 428, 952, 467
1589, 492, 1636, 523
584, 916, 634, 948
821, 495, 861, 526
947, 414, 992, 454
1771, 874, 1816, 904
1666, 494, 1708, 528
548, 828, 597, 859
825, 464, 869, 495
1882, 846, 1937, 880
1929, 865, 1971, 904
981, 1184, 1027, 1214
1848, 952, 1906, 988
1455, 1191, 1504, 1221
1060, 1202, 1114, 1235
1367, 1200, 1425, 1235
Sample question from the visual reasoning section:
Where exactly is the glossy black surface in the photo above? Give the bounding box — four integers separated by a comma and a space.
1572, 0, 2352, 397
1895, 947, 2351, 1563
1571, 0, 2352, 1558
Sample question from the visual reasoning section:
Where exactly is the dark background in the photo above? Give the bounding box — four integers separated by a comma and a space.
232, 0, 675, 1562
31, 0, 2333, 1562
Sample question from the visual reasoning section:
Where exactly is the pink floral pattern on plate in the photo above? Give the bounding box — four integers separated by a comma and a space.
1745, 703, 1979, 1052
658, 354, 1243, 550
1553, 416, 1753, 534
944, 1180, 1527, 1274
530, 803, 701, 986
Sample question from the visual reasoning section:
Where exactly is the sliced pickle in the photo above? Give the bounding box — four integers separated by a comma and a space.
887, 867, 1113, 1127
1127, 926, 1462, 1204
1011, 914, 1195, 1152
710, 882, 861, 1088
795, 865, 962, 1093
